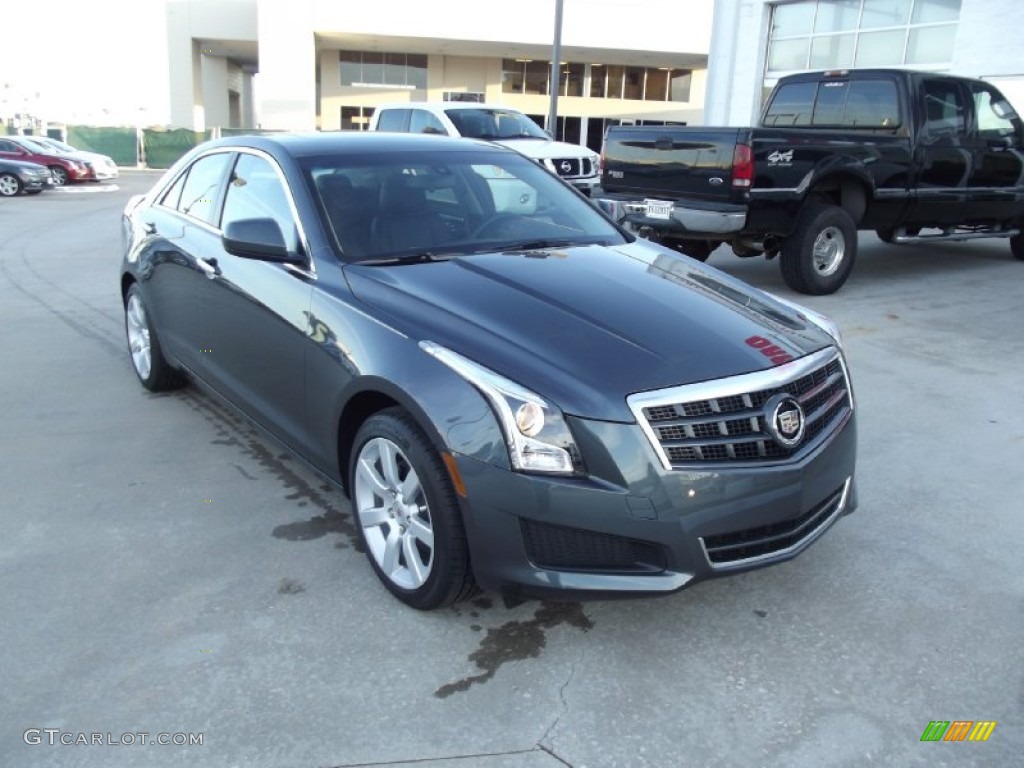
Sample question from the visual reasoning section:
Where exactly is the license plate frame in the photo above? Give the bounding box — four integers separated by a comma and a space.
644, 199, 672, 220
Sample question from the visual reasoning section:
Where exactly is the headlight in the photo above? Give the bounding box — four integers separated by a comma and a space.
770, 294, 845, 352
419, 341, 581, 475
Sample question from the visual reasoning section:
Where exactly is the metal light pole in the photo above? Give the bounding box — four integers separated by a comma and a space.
546, 0, 564, 138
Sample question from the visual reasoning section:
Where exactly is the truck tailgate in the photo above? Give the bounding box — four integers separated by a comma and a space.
602, 127, 743, 202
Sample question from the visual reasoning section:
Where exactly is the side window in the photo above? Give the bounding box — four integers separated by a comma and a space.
843, 80, 900, 128
160, 172, 187, 210
376, 109, 410, 132
922, 80, 966, 136
176, 153, 231, 225
409, 109, 447, 135
971, 85, 1019, 139
0, 139, 20, 153
220, 153, 299, 252
763, 82, 816, 126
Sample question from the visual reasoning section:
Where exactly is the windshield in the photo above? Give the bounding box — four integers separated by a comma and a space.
445, 109, 550, 140
303, 147, 626, 263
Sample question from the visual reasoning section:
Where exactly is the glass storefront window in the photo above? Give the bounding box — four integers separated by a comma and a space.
766, 1, 960, 77
769, 38, 810, 71
561, 63, 584, 97
670, 70, 692, 102
772, 1, 815, 36
912, 0, 961, 24
905, 24, 957, 65
855, 29, 905, 66
861, 0, 911, 27
606, 65, 625, 99
645, 69, 669, 101
524, 61, 549, 95
408, 55, 427, 89
809, 33, 855, 69
340, 51, 360, 86
814, 0, 861, 33
589, 65, 606, 98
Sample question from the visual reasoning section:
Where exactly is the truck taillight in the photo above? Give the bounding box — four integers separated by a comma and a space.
732, 144, 753, 188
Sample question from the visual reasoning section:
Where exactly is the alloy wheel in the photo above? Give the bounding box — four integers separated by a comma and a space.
353, 437, 435, 590
125, 293, 152, 380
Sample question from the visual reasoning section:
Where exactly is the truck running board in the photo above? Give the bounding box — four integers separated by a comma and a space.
893, 228, 1019, 244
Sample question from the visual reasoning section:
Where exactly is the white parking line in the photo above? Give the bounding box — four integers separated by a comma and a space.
51, 184, 121, 194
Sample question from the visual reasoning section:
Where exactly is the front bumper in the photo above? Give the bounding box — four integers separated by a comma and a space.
453, 411, 857, 598
20, 172, 55, 191
596, 194, 748, 236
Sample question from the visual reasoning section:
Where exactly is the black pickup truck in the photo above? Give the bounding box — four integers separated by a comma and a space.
595, 68, 1024, 294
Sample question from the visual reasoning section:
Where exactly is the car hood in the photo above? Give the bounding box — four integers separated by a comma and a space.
497, 138, 595, 161
0, 159, 48, 173
344, 242, 835, 422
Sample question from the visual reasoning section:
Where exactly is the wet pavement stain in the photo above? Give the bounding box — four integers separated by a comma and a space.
184, 393, 362, 551
278, 578, 306, 595
272, 511, 360, 551
754, 609, 768, 618
435, 601, 593, 699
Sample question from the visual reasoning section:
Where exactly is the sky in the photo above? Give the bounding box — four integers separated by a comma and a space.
1, 0, 172, 126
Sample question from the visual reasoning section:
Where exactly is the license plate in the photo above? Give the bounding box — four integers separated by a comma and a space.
645, 200, 672, 219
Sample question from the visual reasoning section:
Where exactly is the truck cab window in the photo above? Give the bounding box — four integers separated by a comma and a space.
922, 80, 966, 137
971, 85, 1020, 140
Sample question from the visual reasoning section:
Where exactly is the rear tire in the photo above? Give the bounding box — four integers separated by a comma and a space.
350, 408, 476, 610
781, 204, 857, 295
124, 284, 184, 392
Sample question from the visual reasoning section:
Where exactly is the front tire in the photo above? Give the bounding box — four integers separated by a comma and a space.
0, 173, 22, 197
781, 204, 857, 295
49, 166, 68, 186
124, 285, 184, 391
350, 408, 475, 610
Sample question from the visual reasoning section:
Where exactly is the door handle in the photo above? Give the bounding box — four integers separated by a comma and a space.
196, 256, 220, 278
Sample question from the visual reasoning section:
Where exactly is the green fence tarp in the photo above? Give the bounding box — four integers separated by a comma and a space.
142, 128, 213, 169
66, 126, 138, 167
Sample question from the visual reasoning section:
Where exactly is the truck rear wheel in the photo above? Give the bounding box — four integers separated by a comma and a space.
781, 204, 857, 295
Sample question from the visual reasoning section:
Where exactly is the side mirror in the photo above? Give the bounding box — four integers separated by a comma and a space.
222, 218, 300, 263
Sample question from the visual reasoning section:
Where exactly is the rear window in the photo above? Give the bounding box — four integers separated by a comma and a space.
764, 79, 900, 128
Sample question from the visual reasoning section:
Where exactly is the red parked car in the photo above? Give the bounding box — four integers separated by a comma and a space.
0, 136, 93, 185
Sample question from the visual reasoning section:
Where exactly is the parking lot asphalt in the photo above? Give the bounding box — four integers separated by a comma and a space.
1, 172, 1021, 768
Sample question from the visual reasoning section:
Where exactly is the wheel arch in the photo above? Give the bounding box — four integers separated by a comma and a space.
804, 170, 871, 226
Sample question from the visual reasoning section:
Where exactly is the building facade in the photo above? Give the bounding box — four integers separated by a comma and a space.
705, 0, 1024, 126
167, 0, 713, 150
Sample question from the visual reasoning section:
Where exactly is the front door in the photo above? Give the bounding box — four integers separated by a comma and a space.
964, 81, 1024, 222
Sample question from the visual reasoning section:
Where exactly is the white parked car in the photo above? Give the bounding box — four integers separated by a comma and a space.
26, 136, 119, 180
369, 103, 599, 194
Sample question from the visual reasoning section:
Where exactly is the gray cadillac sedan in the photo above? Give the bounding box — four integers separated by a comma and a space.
120, 132, 856, 609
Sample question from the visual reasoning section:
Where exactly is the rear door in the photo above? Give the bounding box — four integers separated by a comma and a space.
911, 77, 972, 224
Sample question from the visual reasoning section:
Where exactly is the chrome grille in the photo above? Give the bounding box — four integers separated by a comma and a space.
628, 348, 852, 469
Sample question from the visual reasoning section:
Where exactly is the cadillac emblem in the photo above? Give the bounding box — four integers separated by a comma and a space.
765, 394, 805, 448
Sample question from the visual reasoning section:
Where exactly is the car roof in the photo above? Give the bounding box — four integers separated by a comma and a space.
374, 102, 524, 113
197, 131, 518, 158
